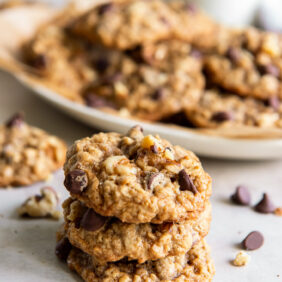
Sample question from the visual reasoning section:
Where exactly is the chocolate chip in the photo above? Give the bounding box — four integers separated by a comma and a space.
211, 111, 233, 123
5, 112, 24, 128
80, 208, 107, 231
242, 231, 264, 250
231, 185, 251, 206
150, 144, 158, 154
190, 49, 202, 59
84, 93, 116, 109
259, 64, 280, 78
55, 237, 72, 261
226, 47, 240, 63
267, 96, 280, 111
178, 169, 197, 194
30, 54, 47, 69
64, 170, 88, 194
160, 16, 170, 26
147, 173, 162, 190
95, 57, 109, 72
98, 3, 113, 15
254, 193, 276, 213
152, 88, 165, 100
103, 73, 123, 83
185, 3, 197, 13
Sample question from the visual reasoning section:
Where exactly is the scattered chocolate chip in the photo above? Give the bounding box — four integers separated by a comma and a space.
84, 93, 116, 109
267, 96, 280, 111
242, 231, 264, 251
178, 169, 197, 194
254, 193, 276, 213
5, 112, 24, 128
94, 57, 109, 72
152, 88, 165, 100
190, 49, 202, 59
150, 144, 158, 154
55, 237, 72, 261
30, 54, 47, 69
259, 64, 280, 78
64, 169, 88, 194
211, 111, 233, 123
231, 185, 251, 206
226, 47, 240, 63
98, 3, 113, 15
147, 173, 162, 190
80, 208, 107, 231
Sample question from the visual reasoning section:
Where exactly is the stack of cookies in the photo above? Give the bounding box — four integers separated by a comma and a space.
56, 126, 215, 281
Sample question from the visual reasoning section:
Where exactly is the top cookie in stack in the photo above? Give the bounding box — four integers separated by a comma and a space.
57, 125, 214, 281
63, 125, 211, 224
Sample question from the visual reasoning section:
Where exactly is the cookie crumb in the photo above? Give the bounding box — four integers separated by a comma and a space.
233, 251, 250, 266
18, 187, 61, 219
274, 207, 282, 216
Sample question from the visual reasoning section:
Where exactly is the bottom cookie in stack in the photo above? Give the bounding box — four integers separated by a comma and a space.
56, 200, 214, 281
57, 234, 214, 282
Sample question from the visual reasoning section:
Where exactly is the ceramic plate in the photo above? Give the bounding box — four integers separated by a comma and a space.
15, 73, 282, 160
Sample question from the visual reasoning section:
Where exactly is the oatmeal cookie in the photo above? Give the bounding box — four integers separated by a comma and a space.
63, 198, 211, 263
0, 113, 66, 187
65, 239, 215, 282
205, 27, 282, 100
84, 40, 204, 121
68, 0, 179, 50
168, 0, 219, 49
185, 90, 282, 128
63, 126, 212, 223
23, 24, 96, 102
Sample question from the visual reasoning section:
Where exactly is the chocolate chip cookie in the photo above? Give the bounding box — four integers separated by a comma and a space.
23, 24, 96, 102
0, 113, 66, 187
205, 27, 282, 100
84, 40, 204, 121
65, 239, 215, 282
63, 125, 212, 223
185, 90, 282, 128
68, 0, 179, 50
63, 197, 211, 263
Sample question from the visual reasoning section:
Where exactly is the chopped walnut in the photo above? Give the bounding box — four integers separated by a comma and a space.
233, 251, 250, 266
18, 187, 61, 219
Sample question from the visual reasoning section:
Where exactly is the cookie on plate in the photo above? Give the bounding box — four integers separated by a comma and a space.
83, 40, 204, 121
205, 27, 282, 100
68, 0, 178, 50
0, 113, 67, 187
64, 239, 215, 282
63, 125, 212, 223
185, 90, 282, 128
63, 198, 211, 263
23, 24, 96, 102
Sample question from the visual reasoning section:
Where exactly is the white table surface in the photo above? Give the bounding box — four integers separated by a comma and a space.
0, 70, 282, 282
